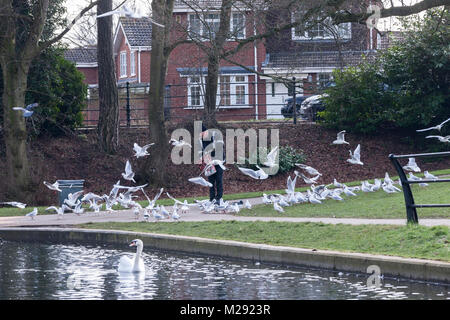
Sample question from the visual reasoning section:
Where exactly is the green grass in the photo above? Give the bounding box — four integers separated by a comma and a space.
79, 221, 450, 262
238, 183, 450, 219
1, 168, 450, 218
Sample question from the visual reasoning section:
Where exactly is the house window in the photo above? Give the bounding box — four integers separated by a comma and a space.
120, 51, 127, 77
231, 13, 245, 39
130, 51, 136, 76
188, 12, 245, 40
234, 76, 246, 105
219, 76, 231, 106
318, 73, 333, 89
188, 76, 203, 107
292, 12, 351, 40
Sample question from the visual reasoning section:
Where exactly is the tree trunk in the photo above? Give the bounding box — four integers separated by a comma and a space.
97, 0, 120, 154
140, 0, 174, 186
2, 61, 33, 201
203, 0, 232, 127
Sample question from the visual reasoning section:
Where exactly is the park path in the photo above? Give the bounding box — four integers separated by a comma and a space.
0, 196, 449, 228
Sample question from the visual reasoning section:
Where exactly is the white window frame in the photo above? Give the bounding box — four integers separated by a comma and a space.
186, 74, 249, 109
291, 12, 351, 41
120, 51, 127, 78
188, 12, 246, 41
130, 51, 136, 76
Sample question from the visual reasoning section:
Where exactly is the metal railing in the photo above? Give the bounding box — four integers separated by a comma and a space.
389, 151, 450, 224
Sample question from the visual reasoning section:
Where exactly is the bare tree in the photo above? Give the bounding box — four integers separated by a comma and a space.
97, 0, 120, 153
0, 0, 98, 201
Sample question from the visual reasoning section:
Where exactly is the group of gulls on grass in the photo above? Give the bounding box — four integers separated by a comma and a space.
2, 116, 449, 218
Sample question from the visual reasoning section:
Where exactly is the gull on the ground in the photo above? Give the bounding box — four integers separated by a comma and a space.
307, 190, 322, 204
402, 157, 421, 172
171, 208, 181, 221
133, 142, 155, 158
97, 5, 165, 27
285, 175, 297, 195
332, 130, 349, 145
26, 208, 38, 220
121, 160, 136, 183
0, 201, 27, 209
238, 165, 269, 180
346, 144, 363, 165
342, 186, 358, 197
382, 182, 399, 194
188, 176, 213, 187
43, 181, 62, 192
72, 202, 85, 215
13, 103, 38, 118
244, 200, 252, 210
384, 172, 395, 185
424, 171, 438, 180
425, 135, 450, 143
262, 193, 272, 204
372, 179, 382, 191
408, 172, 428, 187
273, 201, 284, 213
295, 164, 322, 176
416, 117, 450, 132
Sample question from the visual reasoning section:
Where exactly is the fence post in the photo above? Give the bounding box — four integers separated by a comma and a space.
292, 77, 297, 124
126, 81, 131, 128
388, 154, 419, 224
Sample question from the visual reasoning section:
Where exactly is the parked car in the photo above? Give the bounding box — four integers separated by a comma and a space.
281, 96, 309, 118
300, 94, 329, 121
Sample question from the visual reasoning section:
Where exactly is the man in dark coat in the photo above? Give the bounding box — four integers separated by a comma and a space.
200, 124, 224, 202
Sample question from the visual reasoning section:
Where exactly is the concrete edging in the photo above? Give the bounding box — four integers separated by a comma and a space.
0, 227, 448, 284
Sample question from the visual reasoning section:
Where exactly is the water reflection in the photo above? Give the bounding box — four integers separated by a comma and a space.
0, 241, 448, 300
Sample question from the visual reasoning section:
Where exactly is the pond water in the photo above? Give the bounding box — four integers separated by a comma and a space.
0, 241, 448, 300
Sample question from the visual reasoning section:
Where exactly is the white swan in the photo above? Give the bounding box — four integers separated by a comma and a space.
118, 239, 146, 273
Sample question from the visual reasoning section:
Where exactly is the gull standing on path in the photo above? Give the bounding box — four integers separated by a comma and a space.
347, 144, 363, 165
133, 142, 155, 158
26, 208, 38, 220
424, 171, 439, 180
416, 118, 450, 132
333, 130, 349, 145
97, 5, 165, 28
121, 160, 136, 183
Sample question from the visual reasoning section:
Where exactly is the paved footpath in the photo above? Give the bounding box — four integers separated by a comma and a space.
1, 196, 449, 227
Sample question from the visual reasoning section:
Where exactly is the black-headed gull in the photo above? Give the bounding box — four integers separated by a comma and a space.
408, 172, 428, 186
346, 144, 363, 165
424, 171, 438, 180
97, 5, 165, 28
64, 190, 84, 207
295, 164, 322, 176
295, 171, 320, 184
13, 103, 38, 118
170, 138, 192, 148
121, 160, 136, 183
0, 201, 27, 209
43, 181, 62, 192
332, 130, 349, 145
238, 166, 268, 180
402, 157, 421, 172
425, 135, 450, 143
416, 117, 450, 132
285, 175, 297, 194
273, 201, 284, 213
133, 142, 155, 158
262, 146, 278, 168
26, 207, 38, 220
188, 176, 213, 187
46, 205, 67, 219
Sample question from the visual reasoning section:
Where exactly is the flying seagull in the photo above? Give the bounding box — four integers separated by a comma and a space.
347, 144, 363, 165
332, 130, 349, 145
43, 181, 62, 192
262, 146, 278, 168
188, 176, 213, 188
12, 103, 38, 118
402, 157, 421, 173
133, 142, 155, 158
170, 138, 192, 148
295, 164, 322, 176
97, 5, 165, 28
416, 118, 450, 132
121, 160, 136, 183
0, 201, 27, 209
238, 165, 268, 180
425, 135, 450, 143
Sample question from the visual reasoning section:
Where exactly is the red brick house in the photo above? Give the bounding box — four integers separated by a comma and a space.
66, 1, 390, 122
64, 46, 98, 86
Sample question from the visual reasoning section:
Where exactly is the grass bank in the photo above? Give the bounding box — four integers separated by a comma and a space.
79, 221, 450, 262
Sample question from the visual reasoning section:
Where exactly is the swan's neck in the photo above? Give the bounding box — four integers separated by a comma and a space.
133, 245, 143, 269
